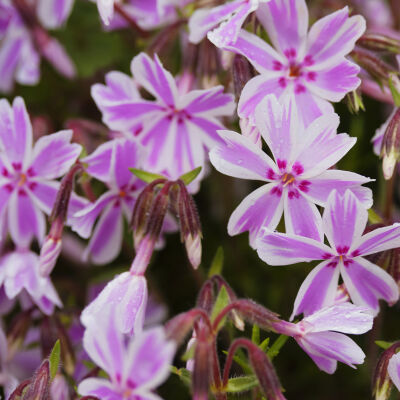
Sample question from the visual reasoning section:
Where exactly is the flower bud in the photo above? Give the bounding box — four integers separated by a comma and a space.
373, 341, 400, 400
7, 308, 33, 360
175, 181, 202, 269
346, 89, 365, 114
21, 360, 50, 400
352, 48, 396, 84
381, 107, 400, 179
357, 33, 400, 54
39, 163, 83, 276
8, 380, 31, 400
223, 339, 286, 400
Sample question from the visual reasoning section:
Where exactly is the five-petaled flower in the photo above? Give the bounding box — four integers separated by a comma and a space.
257, 189, 400, 318
0, 97, 83, 248
209, 95, 372, 247
91, 52, 235, 185
78, 305, 176, 400
213, 0, 365, 126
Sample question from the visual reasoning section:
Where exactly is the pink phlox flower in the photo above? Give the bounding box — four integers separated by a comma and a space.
275, 302, 372, 374
388, 352, 400, 392
71, 138, 147, 265
0, 249, 62, 315
188, 0, 270, 46
0, 0, 75, 92
212, 0, 365, 126
91, 53, 235, 187
0, 97, 84, 249
209, 94, 372, 248
257, 189, 400, 318
78, 305, 176, 400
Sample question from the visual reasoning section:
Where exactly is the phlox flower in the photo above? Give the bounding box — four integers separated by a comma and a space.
71, 138, 146, 264
0, 0, 75, 93
78, 306, 176, 400
209, 94, 372, 247
274, 302, 372, 374
212, 0, 365, 126
188, 0, 270, 46
0, 97, 83, 248
257, 189, 400, 318
91, 53, 235, 184
0, 249, 62, 315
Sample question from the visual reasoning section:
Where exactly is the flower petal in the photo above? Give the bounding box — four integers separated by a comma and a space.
37, 0, 74, 28
255, 94, 299, 164
322, 190, 367, 252
295, 113, 355, 178
303, 169, 373, 208
291, 260, 340, 319
78, 378, 119, 400
31, 130, 81, 180
297, 331, 365, 373
353, 223, 400, 256
388, 353, 400, 392
341, 257, 399, 314
223, 29, 284, 73
256, 0, 308, 55
83, 139, 115, 183
228, 183, 283, 248
284, 189, 323, 241
306, 7, 365, 67
131, 53, 177, 106
256, 230, 332, 265
209, 129, 276, 181
303, 302, 373, 334
83, 200, 123, 265
124, 327, 176, 390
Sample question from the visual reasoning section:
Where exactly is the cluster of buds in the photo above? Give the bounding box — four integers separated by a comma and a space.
130, 168, 203, 274
165, 275, 285, 400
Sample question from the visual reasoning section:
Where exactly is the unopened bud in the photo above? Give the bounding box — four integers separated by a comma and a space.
8, 379, 31, 400
382, 108, 400, 179
373, 341, 400, 400
176, 181, 202, 269
130, 181, 171, 275
232, 55, 255, 100
352, 48, 396, 84
22, 360, 50, 400
357, 33, 400, 54
40, 163, 83, 276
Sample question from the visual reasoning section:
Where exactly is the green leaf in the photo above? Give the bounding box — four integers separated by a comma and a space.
368, 208, 383, 224
129, 168, 166, 183
210, 286, 230, 328
208, 247, 224, 277
389, 73, 400, 107
252, 325, 260, 345
179, 167, 202, 185
376, 340, 394, 350
49, 340, 61, 380
226, 375, 259, 393
170, 366, 192, 386
267, 334, 289, 360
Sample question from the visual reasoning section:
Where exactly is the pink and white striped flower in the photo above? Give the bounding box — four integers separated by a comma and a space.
91, 53, 235, 183
0, 97, 83, 248
188, 0, 270, 46
257, 190, 400, 318
213, 0, 365, 126
274, 302, 373, 374
78, 306, 176, 400
209, 95, 372, 247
